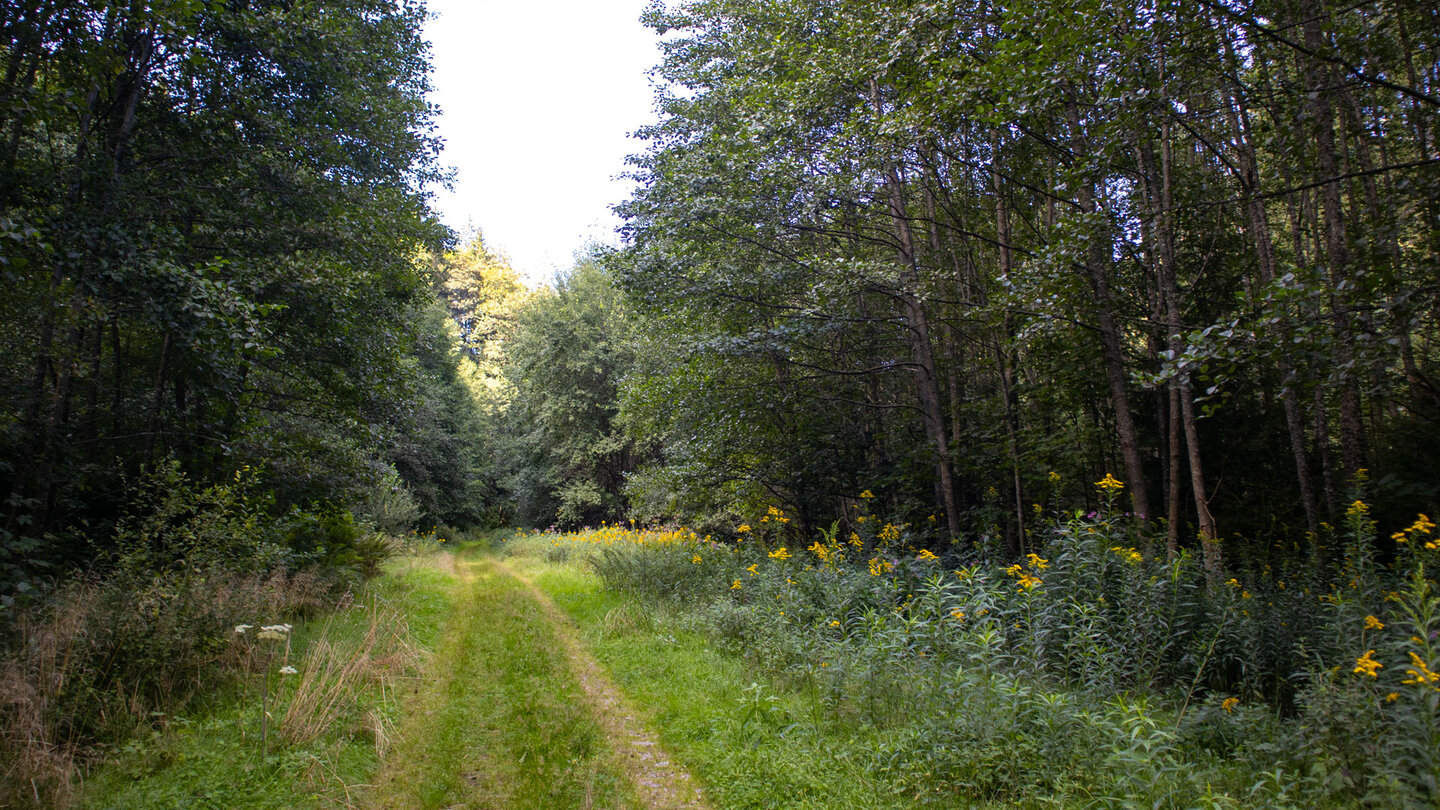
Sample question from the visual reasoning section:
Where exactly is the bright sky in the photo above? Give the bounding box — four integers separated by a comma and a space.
423, 0, 661, 285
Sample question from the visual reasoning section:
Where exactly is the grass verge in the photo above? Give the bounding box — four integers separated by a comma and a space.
76, 554, 450, 810
500, 542, 961, 810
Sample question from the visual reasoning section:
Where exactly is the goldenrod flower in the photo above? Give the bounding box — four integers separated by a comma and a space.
692, 554, 702, 564
1221, 697, 1239, 713
737, 524, 751, 533
949, 609, 965, 621
830, 619, 840, 627
731, 580, 742, 590
1025, 553, 1049, 570
746, 563, 758, 576
1386, 692, 1400, 702
859, 489, 874, 499
768, 547, 791, 560
867, 557, 893, 576
1346, 499, 1369, 517
1094, 473, 1125, 493
1364, 615, 1385, 631
1354, 649, 1382, 678
916, 549, 938, 562
1017, 573, 1042, 590
1048, 471, 1061, 483
1402, 652, 1439, 687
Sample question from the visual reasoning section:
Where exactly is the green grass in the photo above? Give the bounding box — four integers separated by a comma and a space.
367, 549, 638, 810
503, 550, 975, 810
77, 545, 640, 810
79, 556, 449, 810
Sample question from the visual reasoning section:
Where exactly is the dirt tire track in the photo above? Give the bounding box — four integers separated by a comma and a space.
492, 558, 710, 810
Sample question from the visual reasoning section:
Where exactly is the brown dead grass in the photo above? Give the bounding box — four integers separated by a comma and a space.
0, 568, 331, 809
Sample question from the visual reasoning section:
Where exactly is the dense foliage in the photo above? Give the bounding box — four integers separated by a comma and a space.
540, 486, 1440, 807
0, 0, 495, 609
612, 0, 1440, 563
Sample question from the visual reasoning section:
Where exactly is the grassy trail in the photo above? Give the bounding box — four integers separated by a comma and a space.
368, 550, 707, 810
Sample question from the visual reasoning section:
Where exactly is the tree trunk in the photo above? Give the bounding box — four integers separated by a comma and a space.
871, 78, 961, 540
1067, 99, 1151, 521
1298, 1, 1367, 480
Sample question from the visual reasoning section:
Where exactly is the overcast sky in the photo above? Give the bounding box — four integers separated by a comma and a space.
423, 0, 661, 285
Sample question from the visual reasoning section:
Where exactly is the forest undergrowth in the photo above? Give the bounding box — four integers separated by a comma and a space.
508, 476, 1440, 809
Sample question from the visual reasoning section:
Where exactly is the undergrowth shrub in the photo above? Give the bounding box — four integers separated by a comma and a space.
0, 462, 397, 808
564, 480, 1440, 806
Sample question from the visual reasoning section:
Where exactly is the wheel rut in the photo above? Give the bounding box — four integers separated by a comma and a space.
490, 558, 710, 810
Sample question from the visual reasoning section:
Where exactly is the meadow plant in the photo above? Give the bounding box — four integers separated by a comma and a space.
571, 481, 1440, 806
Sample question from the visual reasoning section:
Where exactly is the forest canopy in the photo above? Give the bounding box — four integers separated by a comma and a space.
598, 0, 1440, 565
0, 0, 477, 606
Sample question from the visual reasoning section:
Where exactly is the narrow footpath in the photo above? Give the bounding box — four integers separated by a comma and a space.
367, 552, 708, 810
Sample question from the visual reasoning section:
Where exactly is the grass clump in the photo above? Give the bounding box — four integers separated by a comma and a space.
0, 463, 438, 808
73, 554, 444, 809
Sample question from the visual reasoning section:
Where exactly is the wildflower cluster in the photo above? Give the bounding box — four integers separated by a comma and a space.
1353, 649, 1382, 677
1094, 473, 1124, 494
1392, 513, 1436, 549
1110, 546, 1143, 564
1004, 554, 1047, 591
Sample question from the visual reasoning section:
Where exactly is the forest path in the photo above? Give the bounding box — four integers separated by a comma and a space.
490, 556, 710, 810
366, 551, 708, 810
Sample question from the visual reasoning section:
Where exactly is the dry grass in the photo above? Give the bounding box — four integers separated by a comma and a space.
0, 568, 332, 809
279, 594, 419, 747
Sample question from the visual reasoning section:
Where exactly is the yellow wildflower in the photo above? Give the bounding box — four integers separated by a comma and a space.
848, 531, 862, 547
859, 489, 874, 499
1094, 473, 1124, 493
1346, 500, 1369, 517
1402, 652, 1439, 687
1017, 574, 1042, 590
867, 557, 893, 576
1365, 615, 1385, 631
830, 619, 840, 627
1354, 649, 1383, 678
916, 549, 939, 562
1386, 692, 1400, 702
746, 563, 759, 576
1221, 697, 1239, 713
949, 609, 965, 621
1048, 471, 1061, 483
1026, 553, 1050, 570
737, 524, 751, 533
692, 554, 702, 564
731, 579, 742, 590
768, 547, 791, 560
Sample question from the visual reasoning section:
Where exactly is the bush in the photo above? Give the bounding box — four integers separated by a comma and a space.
0, 463, 395, 808
560, 492, 1440, 807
